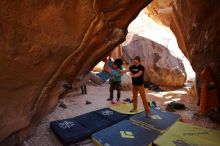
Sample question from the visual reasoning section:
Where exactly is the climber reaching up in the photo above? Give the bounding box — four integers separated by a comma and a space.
87, 58, 123, 85
72, 58, 125, 88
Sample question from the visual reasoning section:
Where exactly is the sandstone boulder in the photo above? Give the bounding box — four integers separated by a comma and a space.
0, 0, 152, 145
1, 0, 220, 145
121, 73, 132, 90
122, 33, 186, 87
92, 61, 105, 72
145, 0, 173, 27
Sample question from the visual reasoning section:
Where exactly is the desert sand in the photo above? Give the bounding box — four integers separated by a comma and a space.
24, 83, 220, 146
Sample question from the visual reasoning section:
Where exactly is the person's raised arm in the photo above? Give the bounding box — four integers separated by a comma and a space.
120, 69, 129, 74
103, 58, 113, 73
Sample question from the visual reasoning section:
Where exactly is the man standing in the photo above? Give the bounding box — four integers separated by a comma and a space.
129, 56, 150, 117
107, 59, 124, 104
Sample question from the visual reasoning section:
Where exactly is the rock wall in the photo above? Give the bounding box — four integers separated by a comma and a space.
121, 73, 132, 91
171, 0, 220, 97
145, 0, 220, 97
122, 33, 186, 87
145, 0, 173, 27
110, 45, 123, 59
1, 0, 220, 145
0, 0, 152, 145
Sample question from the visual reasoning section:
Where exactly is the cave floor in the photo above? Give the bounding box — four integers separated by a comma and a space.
24, 83, 220, 146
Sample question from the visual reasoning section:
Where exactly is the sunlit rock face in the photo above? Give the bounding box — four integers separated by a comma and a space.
122, 33, 186, 87
0, 0, 151, 145
121, 73, 132, 90
1, 0, 220, 145
171, 0, 220, 97
128, 10, 195, 81
145, 0, 173, 27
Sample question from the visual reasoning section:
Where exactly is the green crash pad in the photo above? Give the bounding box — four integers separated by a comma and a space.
110, 103, 144, 115
130, 109, 181, 133
92, 120, 160, 146
153, 121, 220, 146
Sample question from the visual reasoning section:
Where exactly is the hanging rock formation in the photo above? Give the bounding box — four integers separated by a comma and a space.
122, 33, 186, 87
145, 0, 173, 27
1, 0, 220, 145
0, 0, 152, 145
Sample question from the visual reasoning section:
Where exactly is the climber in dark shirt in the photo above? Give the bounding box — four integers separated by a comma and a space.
129, 56, 150, 117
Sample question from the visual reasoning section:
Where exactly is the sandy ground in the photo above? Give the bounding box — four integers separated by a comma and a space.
24, 83, 220, 146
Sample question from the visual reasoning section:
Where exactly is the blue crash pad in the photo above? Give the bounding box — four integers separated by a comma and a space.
50, 118, 90, 146
130, 109, 181, 133
92, 120, 160, 146
94, 108, 130, 124
75, 111, 113, 133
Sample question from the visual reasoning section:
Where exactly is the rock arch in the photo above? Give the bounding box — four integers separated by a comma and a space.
0, 0, 220, 145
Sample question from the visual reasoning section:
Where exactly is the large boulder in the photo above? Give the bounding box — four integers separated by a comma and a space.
92, 61, 105, 72
122, 33, 186, 87
0, 0, 152, 145
145, 0, 173, 27
121, 73, 132, 90
1, 0, 220, 145
128, 7, 195, 81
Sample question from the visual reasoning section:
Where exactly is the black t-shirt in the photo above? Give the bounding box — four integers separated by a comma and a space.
129, 64, 145, 86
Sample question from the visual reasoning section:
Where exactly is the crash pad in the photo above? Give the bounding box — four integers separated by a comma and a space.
130, 109, 181, 133
92, 120, 160, 146
110, 103, 144, 115
153, 121, 220, 146
50, 119, 90, 146
75, 111, 113, 133
94, 108, 130, 124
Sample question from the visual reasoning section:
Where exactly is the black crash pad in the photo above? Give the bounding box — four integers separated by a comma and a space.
75, 111, 113, 133
50, 118, 90, 146
92, 120, 160, 146
94, 108, 130, 124
130, 109, 181, 133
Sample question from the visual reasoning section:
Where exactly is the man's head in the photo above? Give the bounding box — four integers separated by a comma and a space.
113, 58, 123, 69
133, 56, 141, 65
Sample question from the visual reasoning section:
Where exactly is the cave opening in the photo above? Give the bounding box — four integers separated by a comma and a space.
1, 0, 220, 146
127, 9, 195, 80
24, 3, 216, 146
111, 7, 196, 84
